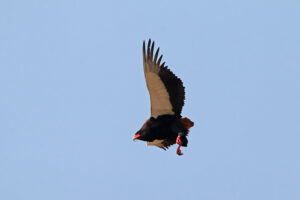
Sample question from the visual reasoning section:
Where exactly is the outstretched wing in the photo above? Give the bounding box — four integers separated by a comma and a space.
143, 39, 185, 118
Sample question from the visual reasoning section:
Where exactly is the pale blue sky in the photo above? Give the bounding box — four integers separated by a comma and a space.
0, 0, 299, 199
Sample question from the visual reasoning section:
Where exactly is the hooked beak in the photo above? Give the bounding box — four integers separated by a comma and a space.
133, 133, 141, 141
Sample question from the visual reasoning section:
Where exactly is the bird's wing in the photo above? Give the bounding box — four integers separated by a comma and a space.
143, 39, 185, 118
147, 139, 176, 150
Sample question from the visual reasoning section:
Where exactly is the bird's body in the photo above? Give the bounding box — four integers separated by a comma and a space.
136, 115, 194, 149
133, 39, 194, 156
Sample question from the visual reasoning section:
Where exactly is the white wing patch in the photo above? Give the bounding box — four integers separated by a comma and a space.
147, 139, 165, 148
143, 40, 177, 118
145, 72, 174, 118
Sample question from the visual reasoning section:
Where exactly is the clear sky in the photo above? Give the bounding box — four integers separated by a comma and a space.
0, 0, 299, 199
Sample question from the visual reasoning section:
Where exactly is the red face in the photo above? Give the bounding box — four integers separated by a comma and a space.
133, 119, 150, 141
133, 133, 141, 141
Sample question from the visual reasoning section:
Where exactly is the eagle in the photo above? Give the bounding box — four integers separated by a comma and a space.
133, 39, 194, 156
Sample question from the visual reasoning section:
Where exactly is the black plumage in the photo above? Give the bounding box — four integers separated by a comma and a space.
133, 39, 194, 156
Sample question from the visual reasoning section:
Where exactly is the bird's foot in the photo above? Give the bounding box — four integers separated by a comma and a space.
176, 136, 183, 156
176, 145, 183, 156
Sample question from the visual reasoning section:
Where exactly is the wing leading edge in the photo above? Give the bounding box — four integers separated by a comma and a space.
142, 39, 185, 118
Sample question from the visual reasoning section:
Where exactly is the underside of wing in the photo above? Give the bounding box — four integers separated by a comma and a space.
143, 39, 185, 118
147, 139, 176, 150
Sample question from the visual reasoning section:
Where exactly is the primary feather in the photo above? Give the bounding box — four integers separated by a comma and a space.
143, 39, 185, 118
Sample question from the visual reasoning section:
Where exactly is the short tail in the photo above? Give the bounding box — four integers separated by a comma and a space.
180, 117, 194, 130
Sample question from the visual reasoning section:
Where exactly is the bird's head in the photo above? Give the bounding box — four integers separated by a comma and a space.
133, 129, 150, 141
133, 119, 152, 141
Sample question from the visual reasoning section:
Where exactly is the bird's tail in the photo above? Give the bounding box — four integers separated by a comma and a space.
180, 117, 194, 130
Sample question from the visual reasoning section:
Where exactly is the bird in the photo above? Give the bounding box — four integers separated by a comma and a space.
133, 39, 194, 156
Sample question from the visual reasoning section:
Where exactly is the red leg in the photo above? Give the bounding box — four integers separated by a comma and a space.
176, 136, 183, 156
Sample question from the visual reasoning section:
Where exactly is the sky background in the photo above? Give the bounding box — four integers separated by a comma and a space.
1, 0, 300, 199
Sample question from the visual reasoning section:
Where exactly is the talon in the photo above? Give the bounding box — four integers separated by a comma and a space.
176, 145, 183, 156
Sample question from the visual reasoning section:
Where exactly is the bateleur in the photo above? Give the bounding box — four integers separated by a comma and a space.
133, 39, 194, 156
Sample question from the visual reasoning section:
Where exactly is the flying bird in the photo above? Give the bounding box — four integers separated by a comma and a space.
133, 39, 194, 156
